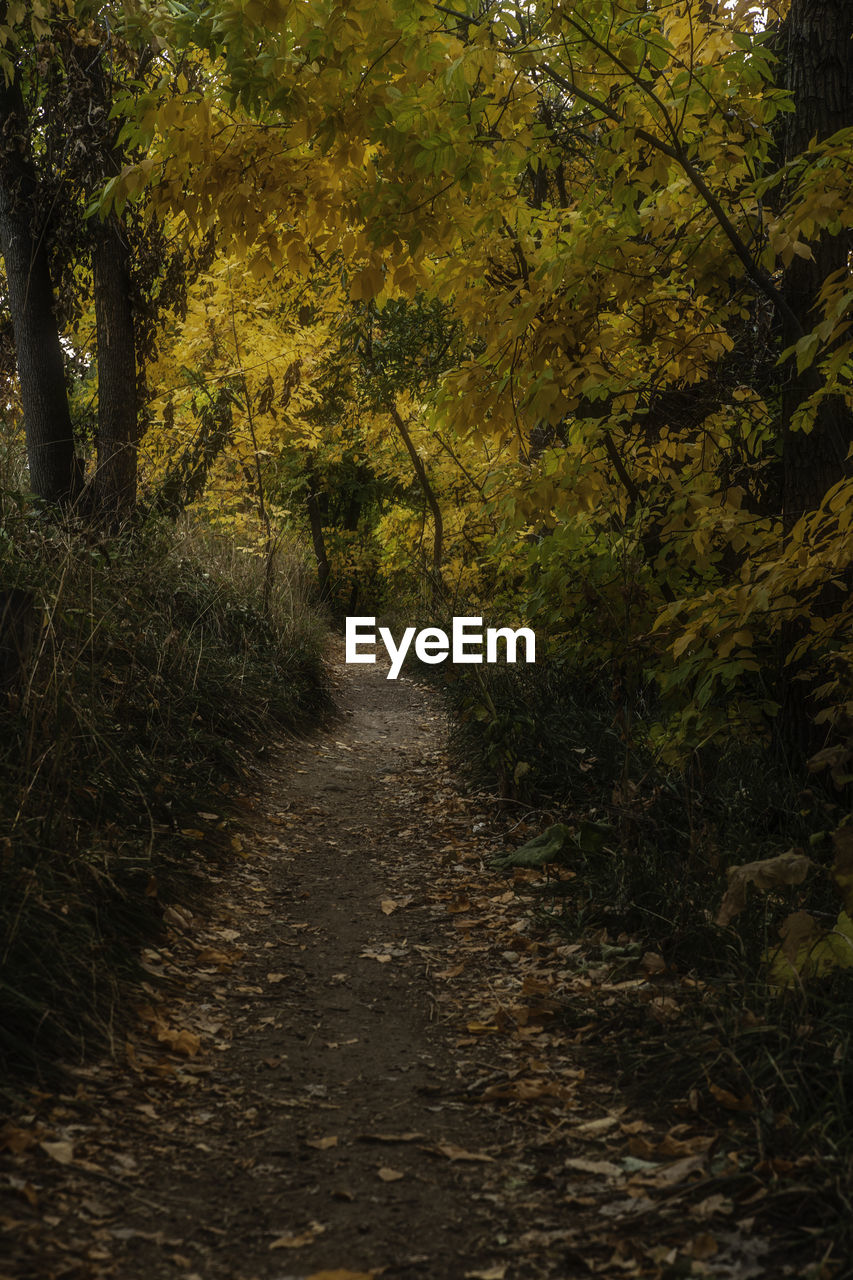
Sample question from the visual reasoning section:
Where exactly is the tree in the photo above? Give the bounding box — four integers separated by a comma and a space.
63, 31, 141, 517
100, 0, 853, 760
0, 58, 77, 503
780, 0, 853, 524
0, 1, 202, 518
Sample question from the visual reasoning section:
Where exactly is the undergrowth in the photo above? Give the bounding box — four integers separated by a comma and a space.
0, 504, 329, 1088
439, 650, 853, 1271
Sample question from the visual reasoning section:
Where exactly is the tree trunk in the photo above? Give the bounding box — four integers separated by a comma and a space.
780, 0, 853, 522
388, 401, 444, 604
92, 218, 138, 517
0, 71, 76, 504
62, 32, 140, 522
305, 460, 331, 602
776, 0, 853, 759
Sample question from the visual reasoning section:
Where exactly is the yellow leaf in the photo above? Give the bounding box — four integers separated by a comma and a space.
304, 1272, 376, 1280
156, 1027, 202, 1057
350, 266, 385, 301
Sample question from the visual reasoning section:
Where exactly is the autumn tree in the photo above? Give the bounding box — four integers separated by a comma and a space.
99, 0, 853, 760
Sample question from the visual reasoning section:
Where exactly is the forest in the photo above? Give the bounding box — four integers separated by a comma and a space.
1, 1, 852, 1277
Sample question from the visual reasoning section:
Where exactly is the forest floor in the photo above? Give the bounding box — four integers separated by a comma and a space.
0, 655, 822, 1279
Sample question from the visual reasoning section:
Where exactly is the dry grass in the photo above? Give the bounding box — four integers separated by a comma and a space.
0, 507, 330, 1088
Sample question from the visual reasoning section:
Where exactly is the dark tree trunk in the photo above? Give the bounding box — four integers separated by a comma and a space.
92, 218, 138, 517
305, 460, 331, 601
780, 0, 853, 522
0, 72, 76, 504
776, 0, 853, 759
388, 402, 444, 604
62, 34, 140, 521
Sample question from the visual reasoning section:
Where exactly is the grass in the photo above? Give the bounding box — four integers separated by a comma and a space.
0, 503, 330, 1089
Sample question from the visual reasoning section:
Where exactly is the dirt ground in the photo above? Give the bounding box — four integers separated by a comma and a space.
1, 658, 806, 1279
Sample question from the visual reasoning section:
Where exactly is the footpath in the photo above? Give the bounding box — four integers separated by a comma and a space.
1, 660, 791, 1279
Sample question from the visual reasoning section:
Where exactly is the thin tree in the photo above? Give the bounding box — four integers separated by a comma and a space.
0, 60, 76, 504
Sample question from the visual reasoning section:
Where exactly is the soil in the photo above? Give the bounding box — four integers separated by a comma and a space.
0, 656, 803, 1280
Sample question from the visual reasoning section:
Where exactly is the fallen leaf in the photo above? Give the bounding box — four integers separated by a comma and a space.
627, 1135, 659, 1160
377, 1166, 405, 1181
380, 898, 398, 915
196, 948, 234, 968
266, 973, 287, 984
304, 1272, 375, 1280
5, 1174, 39, 1208
564, 1157, 622, 1178
360, 949, 392, 963
1, 1124, 37, 1155
658, 1132, 715, 1158
644, 1154, 707, 1186
429, 1143, 494, 1163
157, 1027, 201, 1057
306, 1136, 339, 1150
483, 1078, 572, 1102
574, 1114, 622, 1136
163, 906, 192, 930
270, 1221, 326, 1249
40, 1140, 74, 1165
693, 1194, 733, 1219
465, 1268, 507, 1279
709, 1083, 754, 1112
648, 996, 681, 1022
690, 1233, 719, 1260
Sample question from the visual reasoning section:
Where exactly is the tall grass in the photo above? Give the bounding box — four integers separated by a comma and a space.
0, 504, 329, 1087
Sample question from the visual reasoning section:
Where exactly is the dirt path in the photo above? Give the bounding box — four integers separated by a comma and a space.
2, 659, 794, 1279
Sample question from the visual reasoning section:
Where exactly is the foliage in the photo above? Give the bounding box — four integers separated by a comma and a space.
78, 0, 845, 762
